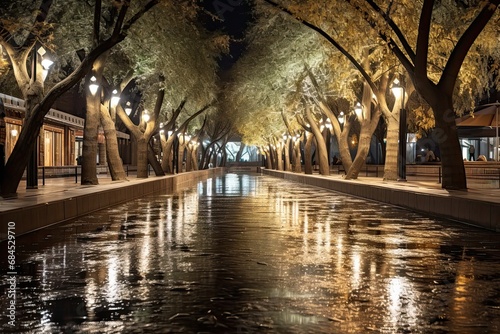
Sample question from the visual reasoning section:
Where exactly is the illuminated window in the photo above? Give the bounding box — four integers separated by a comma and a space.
44, 128, 63, 166
5, 122, 21, 159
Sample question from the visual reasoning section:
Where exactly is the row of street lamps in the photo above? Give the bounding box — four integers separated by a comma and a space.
274, 80, 407, 179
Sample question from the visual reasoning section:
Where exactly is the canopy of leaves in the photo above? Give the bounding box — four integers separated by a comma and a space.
225, 6, 357, 146
265, 0, 499, 118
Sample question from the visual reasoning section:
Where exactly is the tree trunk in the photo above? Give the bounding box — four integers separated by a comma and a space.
178, 143, 186, 173
345, 108, 382, 179
191, 147, 199, 171
293, 139, 302, 173
101, 105, 127, 180
430, 99, 467, 190
306, 107, 329, 175
276, 145, 284, 171
136, 137, 148, 178
304, 133, 314, 174
147, 144, 164, 176
383, 118, 399, 181
186, 146, 193, 171
160, 135, 175, 173
236, 143, 245, 162
283, 139, 291, 171
337, 130, 352, 175
81, 77, 100, 185
318, 103, 352, 174
345, 124, 372, 179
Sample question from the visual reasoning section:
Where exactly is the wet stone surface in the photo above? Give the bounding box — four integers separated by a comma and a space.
1, 173, 500, 333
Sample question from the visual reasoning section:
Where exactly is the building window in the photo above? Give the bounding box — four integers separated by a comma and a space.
5, 122, 21, 160
44, 128, 63, 166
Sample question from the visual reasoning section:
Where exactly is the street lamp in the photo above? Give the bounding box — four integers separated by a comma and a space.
125, 101, 132, 116
391, 78, 406, 181
89, 76, 99, 95
354, 102, 363, 119
110, 89, 120, 108
326, 118, 332, 131
142, 111, 150, 123
338, 111, 345, 129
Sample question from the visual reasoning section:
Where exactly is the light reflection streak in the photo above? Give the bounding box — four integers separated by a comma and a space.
387, 276, 418, 328
303, 212, 309, 255
351, 250, 361, 289
206, 178, 212, 196
106, 254, 119, 303
63, 245, 66, 271
166, 197, 173, 244
337, 235, 344, 272
139, 209, 152, 276
292, 200, 299, 227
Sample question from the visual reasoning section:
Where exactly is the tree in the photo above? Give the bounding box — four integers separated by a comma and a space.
225, 8, 338, 172
0, 0, 158, 197
262, 0, 500, 189
111, 1, 225, 176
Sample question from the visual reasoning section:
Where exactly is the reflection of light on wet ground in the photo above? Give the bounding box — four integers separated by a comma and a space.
351, 249, 361, 289
106, 253, 119, 303
2, 173, 500, 333
387, 276, 418, 328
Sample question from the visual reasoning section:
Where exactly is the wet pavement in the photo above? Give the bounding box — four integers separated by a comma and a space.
1, 172, 500, 333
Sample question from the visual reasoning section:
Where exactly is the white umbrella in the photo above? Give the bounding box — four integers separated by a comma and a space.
456, 101, 500, 161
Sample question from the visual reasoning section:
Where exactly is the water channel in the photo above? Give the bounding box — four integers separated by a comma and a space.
1, 173, 500, 333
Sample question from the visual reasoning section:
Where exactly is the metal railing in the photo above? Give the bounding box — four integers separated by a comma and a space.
21, 165, 110, 185
407, 164, 500, 188
330, 163, 500, 188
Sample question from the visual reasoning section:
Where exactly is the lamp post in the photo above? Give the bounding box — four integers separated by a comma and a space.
27, 46, 54, 189
391, 79, 406, 181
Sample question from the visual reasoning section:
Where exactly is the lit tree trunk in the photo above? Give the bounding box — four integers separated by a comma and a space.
345, 113, 381, 179
269, 144, 277, 169
292, 138, 302, 173
160, 134, 175, 173
275, 140, 284, 170
318, 102, 352, 174
186, 145, 193, 171
383, 116, 400, 181
277, 147, 284, 170
147, 144, 164, 176
283, 138, 291, 171
190, 146, 199, 171
426, 94, 466, 189
136, 137, 148, 178
306, 105, 329, 175
345, 82, 382, 180
100, 104, 127, 180
81, 73, 100, 185
178, 141, 186, 173
263, 147, 272, 169
201, 141, 216, 169
304, 132, 314, 174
